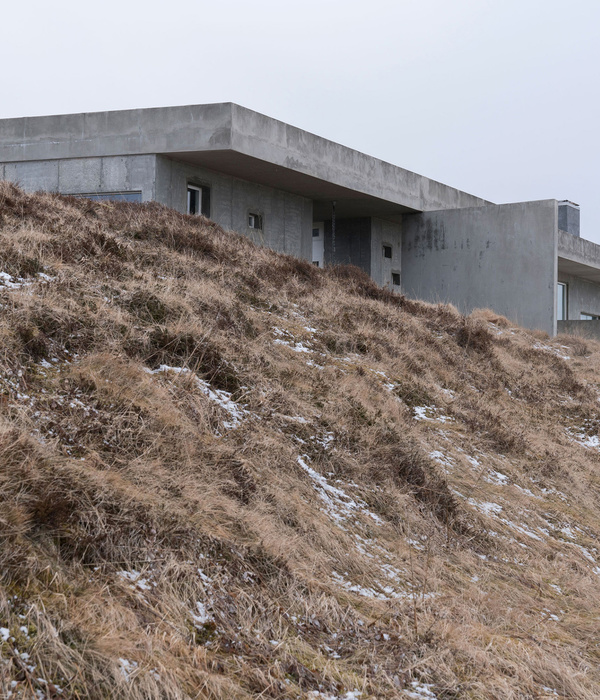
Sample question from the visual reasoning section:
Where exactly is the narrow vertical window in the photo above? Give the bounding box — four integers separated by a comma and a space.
557, 282, 567, 321
383, 245, 392, 259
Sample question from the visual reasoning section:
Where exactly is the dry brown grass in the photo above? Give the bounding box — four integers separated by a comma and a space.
1, 181, 600, 698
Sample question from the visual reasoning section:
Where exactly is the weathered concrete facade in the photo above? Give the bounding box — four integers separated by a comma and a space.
2, 102, 600, 334
402, 201, 559, 334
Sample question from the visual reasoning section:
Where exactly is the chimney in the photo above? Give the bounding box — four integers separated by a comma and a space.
558, 200, 580, 237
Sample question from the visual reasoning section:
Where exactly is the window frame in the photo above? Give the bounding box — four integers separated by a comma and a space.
248, 211, 263, 230
187, 183, 211, 217
556, 282, 568, 321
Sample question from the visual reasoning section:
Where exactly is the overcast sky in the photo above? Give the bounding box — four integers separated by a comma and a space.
2, 0, 599, 239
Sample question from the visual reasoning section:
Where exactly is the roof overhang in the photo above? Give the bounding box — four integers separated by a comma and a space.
164, 149, 415, 221
558, 256, 600, 284
0, 103, 491, 219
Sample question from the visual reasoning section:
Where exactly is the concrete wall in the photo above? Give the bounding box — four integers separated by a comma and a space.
558, 272, 600, 320
557, 320, 600, 339
402, 200, 558, 334
0, 155, 157, 200
370, 217, 402, 288
155, 156, 312, 260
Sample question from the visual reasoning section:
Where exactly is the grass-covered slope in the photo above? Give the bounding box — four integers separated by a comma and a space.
1, 181, 600, 699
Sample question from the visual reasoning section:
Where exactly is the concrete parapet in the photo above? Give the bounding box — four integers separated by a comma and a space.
557, 320, 600, 340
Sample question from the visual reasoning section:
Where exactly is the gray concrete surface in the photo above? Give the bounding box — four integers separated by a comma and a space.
557, 272, 600, 320
401, 200, 558, 335
155, 156, 312, 260
1, 155, 157, 201
557, 229, 600, 284
370, 217, 402, 288
0, 103, 491, 219
557, 320, 600, 340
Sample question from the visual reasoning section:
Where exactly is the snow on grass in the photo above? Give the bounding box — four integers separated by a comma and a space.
297, 456, 383, 528
274, 338, 312, 353
532, 342, 571, 361
118, 657, 138, 681
0, 270, 54, 290
429, 450, 453, 472
405, 682, 438, 699
566, 428, 600, 450
484, 470, 509, 485
273, 326, 313, 353
145, 365, 248, 430
190, 601, 211, 627
117, 569, 155, 593
468, 499, 503, 517
413, 406, 453, 423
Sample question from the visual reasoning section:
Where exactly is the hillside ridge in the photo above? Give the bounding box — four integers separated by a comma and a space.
0, 182, 599, 699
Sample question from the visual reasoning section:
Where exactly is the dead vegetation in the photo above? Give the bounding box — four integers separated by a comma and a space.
0, 181, 600, 698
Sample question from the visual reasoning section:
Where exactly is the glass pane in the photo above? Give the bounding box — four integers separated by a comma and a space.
557, 283, 566, 321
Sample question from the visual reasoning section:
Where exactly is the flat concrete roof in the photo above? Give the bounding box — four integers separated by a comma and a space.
0, 103, 491, 218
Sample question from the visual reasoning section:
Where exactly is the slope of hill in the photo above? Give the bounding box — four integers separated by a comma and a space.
0, 182, 600, 699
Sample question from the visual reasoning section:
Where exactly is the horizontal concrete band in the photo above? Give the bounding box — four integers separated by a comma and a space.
0, 103, 491, 214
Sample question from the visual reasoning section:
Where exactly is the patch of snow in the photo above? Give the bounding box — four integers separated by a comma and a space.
190, 601, 212, 627
413, 406, 453, 423
297, 456, 383, 529
146, 365, 248, 430
118, 658, 138, 681
0, 627, 10, 642
468, 499, 503, 516
405, 681, 438, 699
0, 271, 55, 290
274, 338, 312, 353
117, 569, 155, 592
485, 470, 509, 485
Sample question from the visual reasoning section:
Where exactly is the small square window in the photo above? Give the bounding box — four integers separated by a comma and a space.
383, 245, 392, 259
391, 272, 401, 286
249, 212, 263, 230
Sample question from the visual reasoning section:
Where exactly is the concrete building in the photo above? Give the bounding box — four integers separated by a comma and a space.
1, 102, 599, 336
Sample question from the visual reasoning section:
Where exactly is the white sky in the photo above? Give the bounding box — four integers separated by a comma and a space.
1, 0, 599, 239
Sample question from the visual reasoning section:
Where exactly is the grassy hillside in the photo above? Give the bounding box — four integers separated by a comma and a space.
1, 181, 600, 699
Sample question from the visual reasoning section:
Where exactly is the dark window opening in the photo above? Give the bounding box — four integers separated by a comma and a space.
313, 261, 320, 267
248, 212, 263, 230
383, 245, 392, 259
392, 272, 401, 286
187, 184, 210, 217
312, 228, 320, 237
